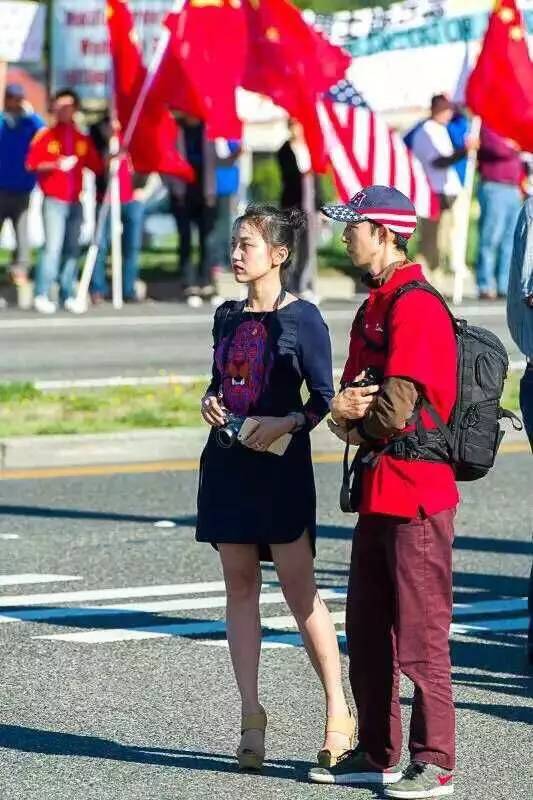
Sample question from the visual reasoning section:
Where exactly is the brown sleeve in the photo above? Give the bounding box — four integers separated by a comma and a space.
362, 376, 418, 439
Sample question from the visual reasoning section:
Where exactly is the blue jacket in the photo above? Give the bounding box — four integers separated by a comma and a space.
216, 140, 240, 197
507, 198, 533, 359
404, 114, 468, 185
0, 111, 45, 192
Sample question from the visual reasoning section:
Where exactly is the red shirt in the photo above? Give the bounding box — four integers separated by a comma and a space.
342, 264, 459, 518
26, 123, 104, 202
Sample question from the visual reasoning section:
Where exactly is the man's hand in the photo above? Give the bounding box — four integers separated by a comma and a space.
525, 294, 533, 308
330, 372, 379, 425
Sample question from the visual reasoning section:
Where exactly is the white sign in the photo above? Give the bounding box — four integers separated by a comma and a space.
0, 1, 45, 63
50, 0, 174, 99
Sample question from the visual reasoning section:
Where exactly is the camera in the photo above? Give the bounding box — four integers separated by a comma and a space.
215, 413, 246, 449
345, 367, 382, 389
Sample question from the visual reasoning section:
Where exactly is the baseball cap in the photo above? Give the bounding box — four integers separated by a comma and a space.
321, 185, 418, 239
5, 83, 25, 99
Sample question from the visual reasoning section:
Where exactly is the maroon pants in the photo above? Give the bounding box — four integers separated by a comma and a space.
346, 509, 456, 771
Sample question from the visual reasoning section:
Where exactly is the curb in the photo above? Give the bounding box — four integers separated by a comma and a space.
0, 419, 527, 472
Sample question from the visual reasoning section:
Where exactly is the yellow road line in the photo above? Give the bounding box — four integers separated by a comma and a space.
0, 441, 528, 481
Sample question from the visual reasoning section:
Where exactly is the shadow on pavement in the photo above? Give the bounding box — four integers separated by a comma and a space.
0, 726, 309, 779
0, 504, 196, 527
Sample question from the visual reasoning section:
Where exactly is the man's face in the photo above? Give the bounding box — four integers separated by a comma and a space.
342, 220, 381, 269
4, 95, 23, 114
53, 95, 77, 125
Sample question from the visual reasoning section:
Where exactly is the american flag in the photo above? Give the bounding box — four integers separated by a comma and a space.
317, 80, 438, 219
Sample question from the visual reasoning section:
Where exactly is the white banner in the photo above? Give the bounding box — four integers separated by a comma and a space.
50, 0, 174, 99
0, 1, 45, 63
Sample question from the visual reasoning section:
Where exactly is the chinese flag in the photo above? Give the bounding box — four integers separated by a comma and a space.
106, 0, 194, 180
160, 0, 247, 140
242, 0, 351, 173
466, 0, 533, 152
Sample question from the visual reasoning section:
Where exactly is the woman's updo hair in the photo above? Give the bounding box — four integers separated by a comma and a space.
233, 202, 306, 278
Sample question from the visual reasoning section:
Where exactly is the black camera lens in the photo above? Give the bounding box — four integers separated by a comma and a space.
216, 426, 237, 449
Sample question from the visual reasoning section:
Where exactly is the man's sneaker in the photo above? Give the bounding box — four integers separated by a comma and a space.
308, 747, 402, 785
33, 295, 56, 315
384, 761, 454, 798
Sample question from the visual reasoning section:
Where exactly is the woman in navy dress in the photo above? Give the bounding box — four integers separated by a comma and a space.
196, 203, 355, 773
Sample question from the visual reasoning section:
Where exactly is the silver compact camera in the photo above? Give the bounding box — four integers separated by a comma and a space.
215, 413, 246, 449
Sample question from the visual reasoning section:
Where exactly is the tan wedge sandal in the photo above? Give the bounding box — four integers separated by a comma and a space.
236, 705, 267, 771
317, 708, 356, 768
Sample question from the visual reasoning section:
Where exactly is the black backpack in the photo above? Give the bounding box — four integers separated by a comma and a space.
340, 281, 522, 512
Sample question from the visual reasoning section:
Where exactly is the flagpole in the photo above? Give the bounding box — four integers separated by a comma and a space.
452, 114, 481, 306
109, 121, 123, 309
74, 0, 186, 312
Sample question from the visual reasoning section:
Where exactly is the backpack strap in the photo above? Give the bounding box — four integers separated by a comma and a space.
382, 280, 461, 346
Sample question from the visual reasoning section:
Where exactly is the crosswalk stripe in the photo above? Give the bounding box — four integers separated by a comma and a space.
31, 590, 348, 641
205, 616, 530, 650
453, 598, 527, 616
0, 574, 82, 587
0, 579, 248, 607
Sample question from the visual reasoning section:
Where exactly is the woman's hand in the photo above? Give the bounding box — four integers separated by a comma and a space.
241, 416, 293, 452
201, 394, 227, 427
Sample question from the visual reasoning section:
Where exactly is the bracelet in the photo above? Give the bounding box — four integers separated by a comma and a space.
287, 411, 305, 432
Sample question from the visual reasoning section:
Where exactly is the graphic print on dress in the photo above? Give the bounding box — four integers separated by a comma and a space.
216, 320, 274, 416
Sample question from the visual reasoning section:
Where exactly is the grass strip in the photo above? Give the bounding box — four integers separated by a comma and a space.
0, 370, 522, 438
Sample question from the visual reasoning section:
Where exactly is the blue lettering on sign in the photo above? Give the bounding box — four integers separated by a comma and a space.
346, 11, 532, 57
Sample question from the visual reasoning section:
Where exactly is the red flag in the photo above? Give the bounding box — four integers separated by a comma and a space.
159, 0, 247, 140
242, 0, 350, 173
466, 0, 533, 152
106, 0, 194, 180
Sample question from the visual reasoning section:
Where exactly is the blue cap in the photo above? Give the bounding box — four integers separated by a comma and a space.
5, 83, 25, 99
321, 185, 417, 238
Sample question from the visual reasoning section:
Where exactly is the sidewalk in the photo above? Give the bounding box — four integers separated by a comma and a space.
2, 266, 480, 310
0, 417, 527, 472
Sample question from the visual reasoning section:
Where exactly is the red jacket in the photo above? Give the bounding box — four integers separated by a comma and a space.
26, 123, 104, 202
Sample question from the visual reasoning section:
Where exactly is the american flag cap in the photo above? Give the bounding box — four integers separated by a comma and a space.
321, 184, 418, 239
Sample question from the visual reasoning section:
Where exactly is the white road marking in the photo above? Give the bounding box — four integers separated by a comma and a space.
29, 590, 347, 639
0, 579, 254, 607
0, 534, 20, 540
0, 574, 82, 587
0, 303, 505, 334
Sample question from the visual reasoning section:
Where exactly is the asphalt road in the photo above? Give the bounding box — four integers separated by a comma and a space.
0, 298, 522, 383
0, 453, 531, 799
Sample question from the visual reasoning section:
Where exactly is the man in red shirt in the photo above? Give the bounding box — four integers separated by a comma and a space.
309, 186, 458, 798
26, 89, 104, 314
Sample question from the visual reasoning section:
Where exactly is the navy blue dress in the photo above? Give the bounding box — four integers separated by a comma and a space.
196, 299, 334, 561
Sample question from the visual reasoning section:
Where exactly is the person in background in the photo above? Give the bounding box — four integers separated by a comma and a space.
447, 106, 469, 186
476, 125, 523, 300
410, 94, 478, 289
0, 83, 44, 286
164, 115, 218, 308
208, 138, 242, 291
26, 88, 104, 314
88, 114, 145, 305
506, 196, 533, 665
277, 119, 322, 302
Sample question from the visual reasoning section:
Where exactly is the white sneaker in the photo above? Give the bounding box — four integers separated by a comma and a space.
63, 296, 88, 314
186, 294, 203, 309
33, 295, 57, 314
